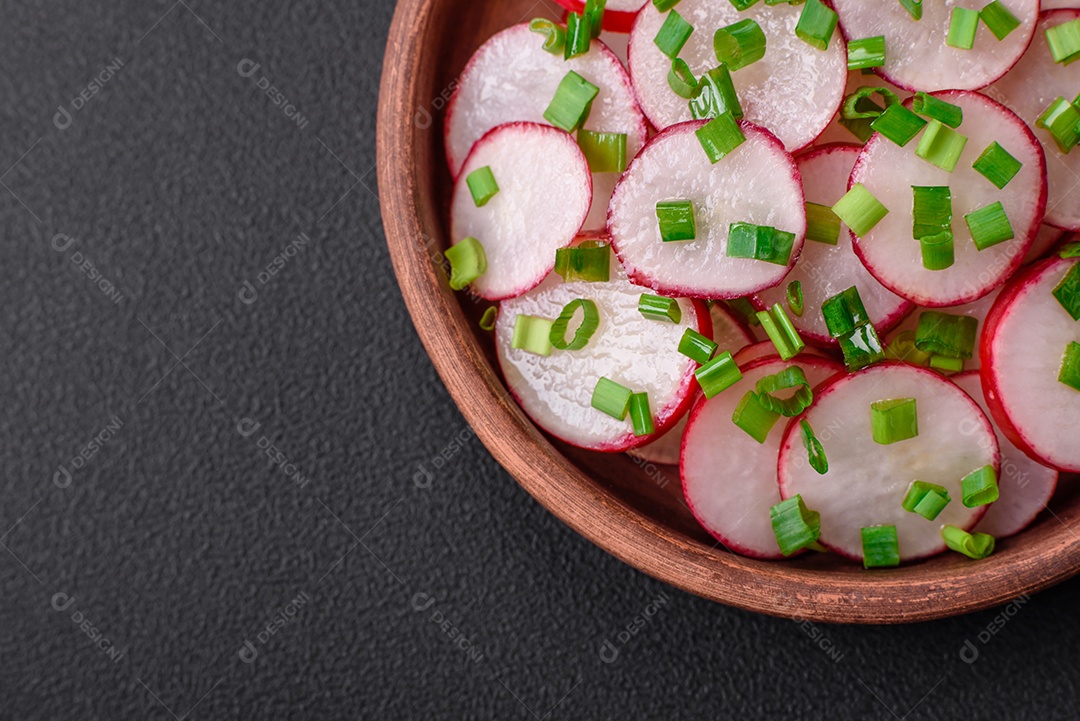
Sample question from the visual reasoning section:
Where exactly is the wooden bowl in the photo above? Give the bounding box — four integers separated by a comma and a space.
376, 0, 1080, 623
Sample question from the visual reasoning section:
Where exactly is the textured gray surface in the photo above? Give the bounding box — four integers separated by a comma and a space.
2, 0, 1079, 718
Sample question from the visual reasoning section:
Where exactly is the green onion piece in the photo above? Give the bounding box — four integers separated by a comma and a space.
921, 231, 955, 271
842, 86, 899, 120
734, 390, 781, 443
578, 130, 628, 173
947, 7, 980, 49
629, 392, 655, 436
757, 304, 805, 361
639, 293, 683, 323
543, 71, 600, 133
728, 297, 761, 327
529, 18, 566, 54
654, 9, 694, 58
915, 311, 978, 359
796, 0, 838, 51
787, 280, 804, 317
1059, 341, 1080, 391
848, 35, 886, 70
679, 327, 718, 364
689, 65, 743, 120
726, 222, 795, 265
656, 200, 697, 242
965, 201, 1015, 251
755, 365, 812, 416
912, 185, 953, 240
1036, 97, 1080, 154
1052, 263, 1080, 320
446, 236, 487, 291
833, 184, 889, 236
512, 314, 554, 356
770, 495, 821, 556
911, 92, 964, 128
870, 103, 927, 147
554, 240, 610, 282
800, 420, 828, 474
728, 0, 761, 9
821, 286, 870, 339
695, 112, 745, 163
550, 298, 600, 350
591, 377, 633, 419
838, 323, 885, 371
942, 525, 996, 560
565, 12, 592, 59
696, 351, 743, 399
980, 0, 1020, 40
972, 141, 1023, 189
861, 525, 900, 568
902, 481, 951, 521
929, 354, 964, 372
805, 202, 841, 245
1046, 17, 1080, 65
713, 19, 767, 71
479, 306, 498, 332
871, 397, 918, 445
916, 120, 969, 172
840, 97, 884, 143
899, 0, 922, 21
884, 330, 933, 366
961, 465, 999, 507
585, 0, 606, 39
465, 165, 499, 207
1062, 242, 1080, 259
668, 59, 698, 99
653, 0, 681, 9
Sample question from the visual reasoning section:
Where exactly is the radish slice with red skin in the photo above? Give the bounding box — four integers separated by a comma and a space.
755, 144, 913, 346
607, 120, 806, 299
832, 0, 1039, 92
451, 123, 592, 300
681, 355, 844, 559
812, 72, 912, 148
733, 342, 833, 367
627, 0, 846, 151
1025, 224, 1067, 265
952, 371, 1058, 539
988, 10, 1080, 230
981, 255, 1080, 472
778, 363, 997, 563
883, 287, 1001, 371
444, 24, 647, 230
1042, 0, 1080, 8
495, 264, 710, 453
554, 0, 646, 34
850, 91, 1047, 308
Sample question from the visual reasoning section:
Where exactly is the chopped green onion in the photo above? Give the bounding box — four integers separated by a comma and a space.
695, 112, 745, 163
822, 286, 870, 339
1052, 263, 1080, 320
921, 231, 955, 271
1062, 242, 1080, 259
800, 420, 828, 474
870, 103, 927, 147
843, 86, 899, 120
871, 397, 918, 445
770, 495, 821, 556
512, 314, 553, 356
639, 293, 682, 323
550, 298, 600, 350
728, 0, 760, 9
848, 35, 886, 70
654, 9, 694, 59
912, 185, 953, 240
840, 96, 884, 143
755, 365, 812, 416
446, 236, 487, 290
529, 18, 566, 54
838, 323, 885, 371
726, 222, 795, 265
942, 526, 995, 559
585, 0, 606, 39
947, 7, 980, 49
861, 525, 900, 568
961, 465, 1000, 507
713, 19, 767, 71
696, 351, 743, 399
689, 65, 743, 120
911, 92, 964, 129
884, 330, 933, 366
465, 166, 499, 207
543, 71, 600, 133
805, 202, 841, 244
757, 304, 805, 361
833, 184, 889, 236
1059, 341, 1080, 391
578, 130, 628, 173
591, 377, 633, 419
795, 0, 838, 51
1036, 97, 1080, 154
629, 392, 655, 436
965, 201, 1015, 251
929, 354, 964, 372
915, 311, 978, 359
787, 280, 804, 317
902, 481, 951, 521
479, 306, 498, 332
980, 1, 1020, 41
679, 327, 718, 364
972, 141, 1023, 189
554, 240, 610, 282
668, 59, 698, 99
1046, 17, 1080, 65
916, 120, 969, 172
728, 297, 761, 327
656, 200, 697, 242
653, 0, 681, 9
899, 0, 922, 21
565, 12, 592, 59
733, 390, 781, 442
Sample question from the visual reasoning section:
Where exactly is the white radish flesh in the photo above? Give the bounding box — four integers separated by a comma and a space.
1025, 224, 1066, 265
883, 287, 1001, 371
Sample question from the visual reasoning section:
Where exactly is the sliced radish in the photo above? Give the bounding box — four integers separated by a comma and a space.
1025, 224, 1067, 265
850, 90, 1047, 307
883, 287, 1001, 371
981, 255, 1080, 471
451, 123, 591, 300
444, 23, 647, 230
607, 120, 805, 298
495, 262, 709, 452
988, 9, 1080, 230
732, 341, 833, 366
755, 144, 913, 345
952, 371, 1058, 539
812, 71, 912, 147
554, 0, 646, 33
627, 0, 846, 151
628, 302, 755, 465
832, 0, 1039, 92
1042, 0, 1080, 8
681, 355, 844, 558
600, 29, 630, 69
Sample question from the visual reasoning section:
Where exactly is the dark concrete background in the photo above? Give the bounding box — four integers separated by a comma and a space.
1, 1, 1078, 718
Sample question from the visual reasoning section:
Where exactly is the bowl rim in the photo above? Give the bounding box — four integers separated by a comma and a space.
375, 0, 1080, 624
